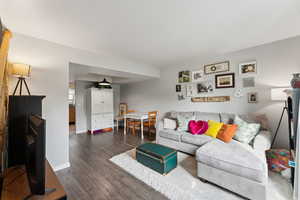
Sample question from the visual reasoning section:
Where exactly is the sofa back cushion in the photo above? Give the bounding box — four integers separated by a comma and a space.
194, 112, 220, 122
220, 113, 270, 131
167, 111, 194, 119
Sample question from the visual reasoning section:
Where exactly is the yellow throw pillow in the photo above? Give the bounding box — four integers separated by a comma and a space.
205, 120, 224, 138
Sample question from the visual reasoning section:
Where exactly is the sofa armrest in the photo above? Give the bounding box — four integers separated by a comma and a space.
156, 119, 164, 142
253, 131, 272, 153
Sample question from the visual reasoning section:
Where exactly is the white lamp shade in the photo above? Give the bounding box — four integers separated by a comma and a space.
271, 87, 291, 101
11, 63, 31, 77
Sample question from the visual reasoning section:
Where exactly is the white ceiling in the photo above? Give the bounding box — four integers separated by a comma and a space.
69, 62, 152, 84
1, 0, 300, 67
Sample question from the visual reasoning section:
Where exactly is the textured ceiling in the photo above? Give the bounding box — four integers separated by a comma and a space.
1, 0, 300, 67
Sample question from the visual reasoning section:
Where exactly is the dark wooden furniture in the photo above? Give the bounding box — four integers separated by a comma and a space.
1, 160, 67, 200
7, 95, 45, 167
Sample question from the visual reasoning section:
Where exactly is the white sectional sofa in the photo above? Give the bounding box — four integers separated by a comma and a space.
156, 111, 271, 200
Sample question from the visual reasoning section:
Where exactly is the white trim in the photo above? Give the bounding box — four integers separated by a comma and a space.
53, 162, 71, 172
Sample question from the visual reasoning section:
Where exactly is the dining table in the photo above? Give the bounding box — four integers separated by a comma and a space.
124, 112, 148, 139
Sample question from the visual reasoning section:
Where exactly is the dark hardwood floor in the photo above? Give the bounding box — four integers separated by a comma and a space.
57, 129, 168, 200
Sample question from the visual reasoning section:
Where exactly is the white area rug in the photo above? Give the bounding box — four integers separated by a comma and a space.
110, 149, 293, 200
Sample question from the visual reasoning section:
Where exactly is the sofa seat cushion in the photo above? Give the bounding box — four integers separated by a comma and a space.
181, 134, 214, 146
159, 129, 185, 141
196, 139, 266, 182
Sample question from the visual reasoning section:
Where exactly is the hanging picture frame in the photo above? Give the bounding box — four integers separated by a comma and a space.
192, 70, 204, 82
204, 61, 230, 75
239, 61, 257, 76
215, 73, 235, 89
119, 103, 128, 116
248, 92, 258, 103
176, 84, 181, 92
197, 81, 214, 93
178, 70, 191, 83
186, 84, 194, 97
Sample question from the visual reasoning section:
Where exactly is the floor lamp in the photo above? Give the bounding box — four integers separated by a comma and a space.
11, 63, 31, 95
270, 87, 291, 148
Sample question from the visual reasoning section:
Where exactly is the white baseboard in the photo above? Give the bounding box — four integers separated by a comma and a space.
53, 162, 71, 172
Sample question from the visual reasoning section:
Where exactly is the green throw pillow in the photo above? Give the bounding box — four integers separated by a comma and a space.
177, 114, 195, 131
233, 115, 260, 144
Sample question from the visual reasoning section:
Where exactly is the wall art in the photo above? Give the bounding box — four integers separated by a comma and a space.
204, 61, 230, 75
178, 70, 191, 83
248, 92, 258, 103
186, 84, 194, 97
215, 73, 235, 89
197, 81, 214, 93
192, 70, 204, 82
176, 84, 181, 92
191, 96, 230, 102
243, 77, 255, 87
178, 94, 185, 101
239, 61, 257, 76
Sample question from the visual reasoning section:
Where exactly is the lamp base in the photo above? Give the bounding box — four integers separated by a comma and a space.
13, 77, 31, 96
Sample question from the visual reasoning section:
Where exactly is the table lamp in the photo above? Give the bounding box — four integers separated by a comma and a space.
270, 87, 292, 147
11, 63, 31, 95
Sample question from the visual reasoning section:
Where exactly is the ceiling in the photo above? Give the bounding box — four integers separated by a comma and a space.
69, 62, 152, 84
1, 0, 300, 67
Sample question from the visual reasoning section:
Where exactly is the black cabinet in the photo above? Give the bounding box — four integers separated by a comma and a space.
7, 95, 45, 167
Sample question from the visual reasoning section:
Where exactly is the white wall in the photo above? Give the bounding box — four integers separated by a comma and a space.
74, 81, 93, 133
112, 84, 121, 117
8, 35, 70, 170
121, 36, 300, 148
8, 32, 160, 170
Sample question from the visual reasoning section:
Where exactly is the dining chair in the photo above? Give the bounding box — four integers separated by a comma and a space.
127, 111, 158, 136
126, 110, 140, 135
143, 111, 158, 136
115, 103, 128, 130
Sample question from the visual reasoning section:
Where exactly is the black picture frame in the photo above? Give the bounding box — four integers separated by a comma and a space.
215, 73, 235, 89
176, 85, 181, 92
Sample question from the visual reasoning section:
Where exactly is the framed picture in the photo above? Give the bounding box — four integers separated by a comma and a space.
204, 61, 230, 75
239, 61, 257, 76
178, 70, 191, 83
248, 92, 258, 103
186, 84, 194, 97
242, 77, 255, 88
176, 84, 181, 92
215, 73, 235, 89
119, 103, 128, 116
178, 94, 185, 101
197, 81, 214, 93
192, 70, 204, 82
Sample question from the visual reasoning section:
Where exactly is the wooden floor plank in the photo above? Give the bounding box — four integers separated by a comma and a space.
56, 129, 168, 200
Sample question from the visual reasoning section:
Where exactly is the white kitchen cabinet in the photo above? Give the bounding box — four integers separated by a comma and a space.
87, 88, 114, 134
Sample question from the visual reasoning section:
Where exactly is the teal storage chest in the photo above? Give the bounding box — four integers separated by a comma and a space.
136, 143, 177, 175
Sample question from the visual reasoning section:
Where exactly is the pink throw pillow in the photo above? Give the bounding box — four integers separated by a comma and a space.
188, 120, 208, 135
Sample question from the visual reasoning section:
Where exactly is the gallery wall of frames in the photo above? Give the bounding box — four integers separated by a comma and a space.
176, 60, 258, 103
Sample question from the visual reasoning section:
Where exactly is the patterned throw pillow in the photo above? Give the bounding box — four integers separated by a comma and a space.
233, 115, 260, 144
177, 114, 195, 131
